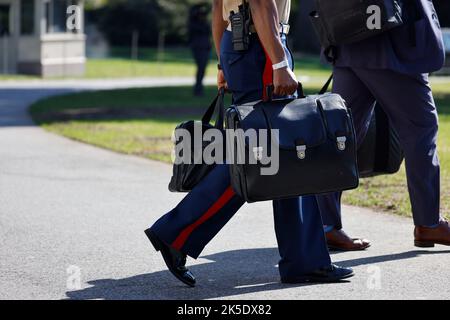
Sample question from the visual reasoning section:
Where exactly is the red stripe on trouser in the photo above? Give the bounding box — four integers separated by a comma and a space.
262, 47, 273, 101
172, 186, 236, 251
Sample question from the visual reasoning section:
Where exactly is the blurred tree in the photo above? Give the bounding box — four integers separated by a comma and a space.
87, 0, 450, 49
85, 0, 108, 10
89, 0, 161, 46
88, 0, 204, 46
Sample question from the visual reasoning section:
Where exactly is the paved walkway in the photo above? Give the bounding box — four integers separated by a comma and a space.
0, 79, 449, 300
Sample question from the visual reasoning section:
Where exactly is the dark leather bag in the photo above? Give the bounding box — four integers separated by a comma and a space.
225, 84, 359, 203
168, 89, 225, 192
321, 74, 404, 177
358, 104, 404, 177
310, 0, 405, 47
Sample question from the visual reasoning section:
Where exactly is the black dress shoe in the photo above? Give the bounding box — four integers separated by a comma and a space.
281, 264, 354, 284
144, 228, 196, 287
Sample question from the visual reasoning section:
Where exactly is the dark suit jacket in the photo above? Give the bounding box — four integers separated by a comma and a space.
335, 0, 445, 74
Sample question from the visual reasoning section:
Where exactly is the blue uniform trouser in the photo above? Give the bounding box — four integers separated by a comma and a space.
317, 67, 441, 229
150, 31, 331, 278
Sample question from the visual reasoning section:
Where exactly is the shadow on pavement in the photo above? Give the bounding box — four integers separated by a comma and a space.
65, 247, 450, 300
65, 248, 326, 300
336, 249, 450, 268
0, 88, 79, 127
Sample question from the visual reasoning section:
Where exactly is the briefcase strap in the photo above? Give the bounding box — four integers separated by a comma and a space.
319, 74, 334, 94
201, 88, 226, 129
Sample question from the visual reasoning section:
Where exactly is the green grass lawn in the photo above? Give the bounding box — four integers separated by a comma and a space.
84, 55, 331, 81
0, 47, 331, 81
30, 77, 450, 220
85, 47, 331, 80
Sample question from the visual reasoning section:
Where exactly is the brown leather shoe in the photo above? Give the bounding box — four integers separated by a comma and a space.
326, 228, 371, 251
414, 219, 450, 248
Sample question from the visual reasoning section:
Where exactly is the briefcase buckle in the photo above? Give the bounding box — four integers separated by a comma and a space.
253, 147, 264, 161
296, 145, 307, 160
337, 136, 347, 151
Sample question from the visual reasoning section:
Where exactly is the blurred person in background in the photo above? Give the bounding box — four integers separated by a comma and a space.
188, 3, 212, 96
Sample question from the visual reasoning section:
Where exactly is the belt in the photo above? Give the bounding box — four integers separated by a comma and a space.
226, 23, 290, 35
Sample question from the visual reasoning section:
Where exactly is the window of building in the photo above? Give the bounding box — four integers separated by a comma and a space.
0, 4, 10, 36
46, 0, 66, 33
21, 0, 35, 35
45, 0, 81, 34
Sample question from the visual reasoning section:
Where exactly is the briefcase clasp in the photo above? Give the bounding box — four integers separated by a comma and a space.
296, 145, 307, 160
253, 147, 264, 162
337, 136, 347, 151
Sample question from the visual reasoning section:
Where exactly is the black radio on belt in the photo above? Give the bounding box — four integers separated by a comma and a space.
229, 0, 252, 51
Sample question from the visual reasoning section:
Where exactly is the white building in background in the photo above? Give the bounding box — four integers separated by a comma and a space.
0, 0, 85, 77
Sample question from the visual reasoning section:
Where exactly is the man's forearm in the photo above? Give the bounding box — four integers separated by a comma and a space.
212, 0, 228, 62
249, 0, 286, 64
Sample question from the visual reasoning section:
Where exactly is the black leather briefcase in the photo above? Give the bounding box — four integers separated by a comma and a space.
310, 0, 404, 47
358, 104, 404, 178
168, 89, 225, 192
225, 85, 359, 203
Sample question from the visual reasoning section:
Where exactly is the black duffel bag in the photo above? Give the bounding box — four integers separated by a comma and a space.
168, 89, 225, 192
358, 104, 404, 177
225, 84, 359, 203
310, 0, 405, 47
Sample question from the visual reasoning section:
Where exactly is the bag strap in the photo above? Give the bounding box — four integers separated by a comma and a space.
201, 88, 226, 129
323, 45, 337, 64
319, 73, 333, 94
319, 44, 337, 94
215, 88, 225, 129
201, 95, 219, 124
405, 0, 420, 47
297, 82, 306, 98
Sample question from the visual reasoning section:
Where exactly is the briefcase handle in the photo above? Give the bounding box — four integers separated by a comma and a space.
265, 74, 334, 101
201, 88, 226, 129
265, 82, 306, 102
